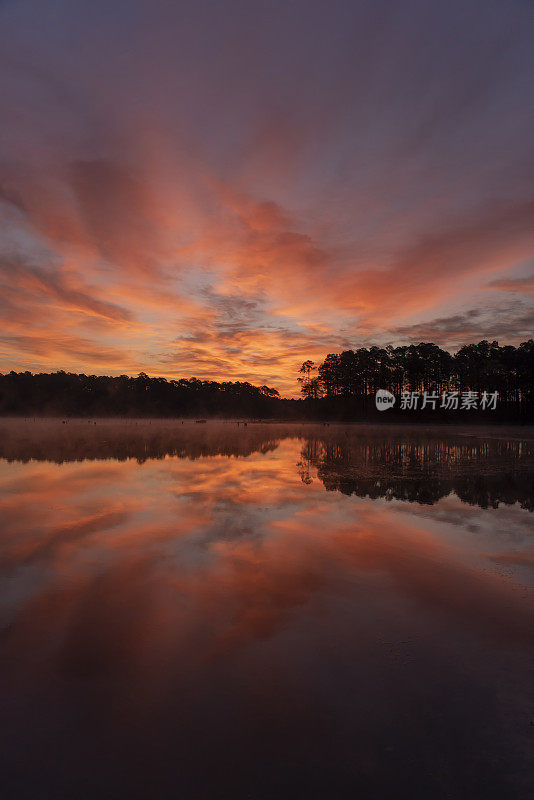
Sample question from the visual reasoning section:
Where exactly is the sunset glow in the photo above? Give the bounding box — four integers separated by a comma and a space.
1, 0, 533, 394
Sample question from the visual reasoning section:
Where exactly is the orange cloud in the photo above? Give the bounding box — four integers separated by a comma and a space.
2, 61, 534, 393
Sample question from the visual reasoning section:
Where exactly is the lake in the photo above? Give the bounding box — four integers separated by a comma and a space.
1, 419, 533, 799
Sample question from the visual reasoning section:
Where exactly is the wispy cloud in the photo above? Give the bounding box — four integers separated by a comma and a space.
486, 275, 534, 295
1, 0, 533, 393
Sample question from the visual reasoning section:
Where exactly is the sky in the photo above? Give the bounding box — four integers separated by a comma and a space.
0, 0, 533, 396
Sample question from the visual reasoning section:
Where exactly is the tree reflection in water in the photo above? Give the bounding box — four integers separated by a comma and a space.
0, 420, 533, 800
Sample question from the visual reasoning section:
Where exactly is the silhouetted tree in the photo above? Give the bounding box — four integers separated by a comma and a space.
0, 339, 531, 421
304, 339, 533, 419
0, 372, 283, 418
298, 360, 322, 399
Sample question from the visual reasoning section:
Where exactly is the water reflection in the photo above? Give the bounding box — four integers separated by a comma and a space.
0, 420, 533, 799
1, 418, 532, 509
297, 436, 534, 510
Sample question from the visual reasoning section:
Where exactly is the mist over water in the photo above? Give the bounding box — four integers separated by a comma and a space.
1, 420, 533, 799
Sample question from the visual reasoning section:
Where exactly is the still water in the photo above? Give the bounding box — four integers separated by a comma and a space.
1, 419, 533, 799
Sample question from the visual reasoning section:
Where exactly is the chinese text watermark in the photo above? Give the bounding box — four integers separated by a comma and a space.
375, 390, 498, 411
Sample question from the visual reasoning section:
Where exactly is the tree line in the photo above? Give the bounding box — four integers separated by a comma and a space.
299, 340, 534, 404
0, 338, 532, 420
0, 371, 282, 418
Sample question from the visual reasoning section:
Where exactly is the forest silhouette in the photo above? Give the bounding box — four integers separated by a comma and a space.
299, 339, 533, 401
0, 339, 532, 421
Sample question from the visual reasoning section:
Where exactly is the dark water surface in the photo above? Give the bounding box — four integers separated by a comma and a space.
1, 420, 533, 799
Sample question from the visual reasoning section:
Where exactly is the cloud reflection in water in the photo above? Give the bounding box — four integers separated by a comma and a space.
0, 420, 533, 799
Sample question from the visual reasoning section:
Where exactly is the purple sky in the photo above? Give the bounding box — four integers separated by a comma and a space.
1, 0, 533, 394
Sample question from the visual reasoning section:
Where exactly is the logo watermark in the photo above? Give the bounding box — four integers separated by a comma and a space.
375, 390, 498, 411
375, 389, 396, 411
